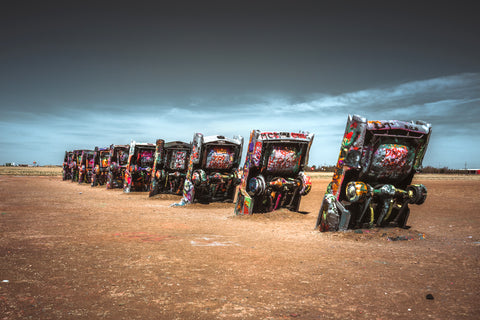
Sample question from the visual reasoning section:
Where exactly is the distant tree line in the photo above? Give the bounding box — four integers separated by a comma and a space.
420, 166, 479, 174
308, 165, 336, 172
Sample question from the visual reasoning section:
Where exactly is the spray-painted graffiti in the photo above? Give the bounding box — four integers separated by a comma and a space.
118, 150, 128, 165
318, 194, 340, 232
316, 114, 432, 232
183, 179, 194, 203
368, 120, 428, 133
150, 140, 192, 197
173, 133, 243, 206
206, 147, 234, 170
70, 150, 82, 182
170, 150, 187, 170
138, 150, 154, 168
369, 144, 415, 180
78, 150, 94, 184
298, 172, 312, 195
266, 146, 301, 173
234, 130, 314, 215
63, 151, 74, 180
106, 145, 129, 189
260, 132, 308, 140
379, 144, 409, 167
190, 145, 199, 163
252, 141, 262, 166
329, 119, 366, 197
100, 152, 109, 167
124, 141, 156, 193
91, 147, 109, 187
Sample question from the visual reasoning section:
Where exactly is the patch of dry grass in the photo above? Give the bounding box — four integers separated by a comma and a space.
0, 166, 62, 176
414, 173, 480, 181
307, 171, 333, 179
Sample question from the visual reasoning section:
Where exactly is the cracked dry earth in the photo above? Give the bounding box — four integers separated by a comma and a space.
0, 174, 479, 319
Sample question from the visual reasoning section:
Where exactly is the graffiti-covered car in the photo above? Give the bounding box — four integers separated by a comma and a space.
315, 114, 432, 232
123, 141, 155, 193
235, 130, 314, 215
91, 147, 110, 187
149, 140, 192, 197
178, 134, 243, 204
78, 150, 95, 184
70, 150, 83, 182
63, 151, 74, 180
106, 144, 129, 189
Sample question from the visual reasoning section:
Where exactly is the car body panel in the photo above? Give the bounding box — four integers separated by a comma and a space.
316, 114, 432, 231
78, 150, 95, 184
70, 150, 85, 182
63, 151, 74, 180
235, 130, 314, 215
149, 140, 192, 197
177, 133, 243, 205
91, 147, 110, 187
123, 141, 155, 193
106, 144, 129, 189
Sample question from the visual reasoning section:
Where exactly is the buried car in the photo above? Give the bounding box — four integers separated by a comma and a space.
91, 147, 110, 187
176, 133, 243, 205
315, 114, 432, 232
63, 151, 74, 180
106, 144, 129, 189
70, 150, 84, 182
78, 149, 95, 184
123, 141, 155, 193
235, 130, 314, 215
149, 139, 192, 197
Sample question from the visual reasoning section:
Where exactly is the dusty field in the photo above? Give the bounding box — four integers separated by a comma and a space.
0, 166, 62, 176
0, 174, 479, 319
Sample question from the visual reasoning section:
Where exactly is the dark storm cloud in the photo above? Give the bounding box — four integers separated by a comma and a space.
2, 1, 479, 112
1, 1, 479, 167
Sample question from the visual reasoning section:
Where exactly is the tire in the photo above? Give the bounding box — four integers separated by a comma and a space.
407, 185, 427, 205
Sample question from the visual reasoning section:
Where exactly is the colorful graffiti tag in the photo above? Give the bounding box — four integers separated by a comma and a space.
206, 147, 234, 170
234, 130, 314, 215
106, 144, 129, 189
123, 141, 156, 193
78, 150, 94, 184
62, 151, 74, 181
316, 114, 432, 232
91, 147, 109, 187
266, 146, 301, 174
170, 150, 187, 170
150, 140, 192, 197
173, 133, 243, 205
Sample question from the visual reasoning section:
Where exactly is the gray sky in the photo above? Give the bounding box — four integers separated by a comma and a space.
1, 1, 479, 168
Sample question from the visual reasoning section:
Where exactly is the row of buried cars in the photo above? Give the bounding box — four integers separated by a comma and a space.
63, 115, 433, 232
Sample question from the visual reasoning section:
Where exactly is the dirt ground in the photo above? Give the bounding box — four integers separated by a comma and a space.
0, 174, 479, 319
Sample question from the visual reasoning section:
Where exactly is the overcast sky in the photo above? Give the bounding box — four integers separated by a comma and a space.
1, 1, 479, 168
